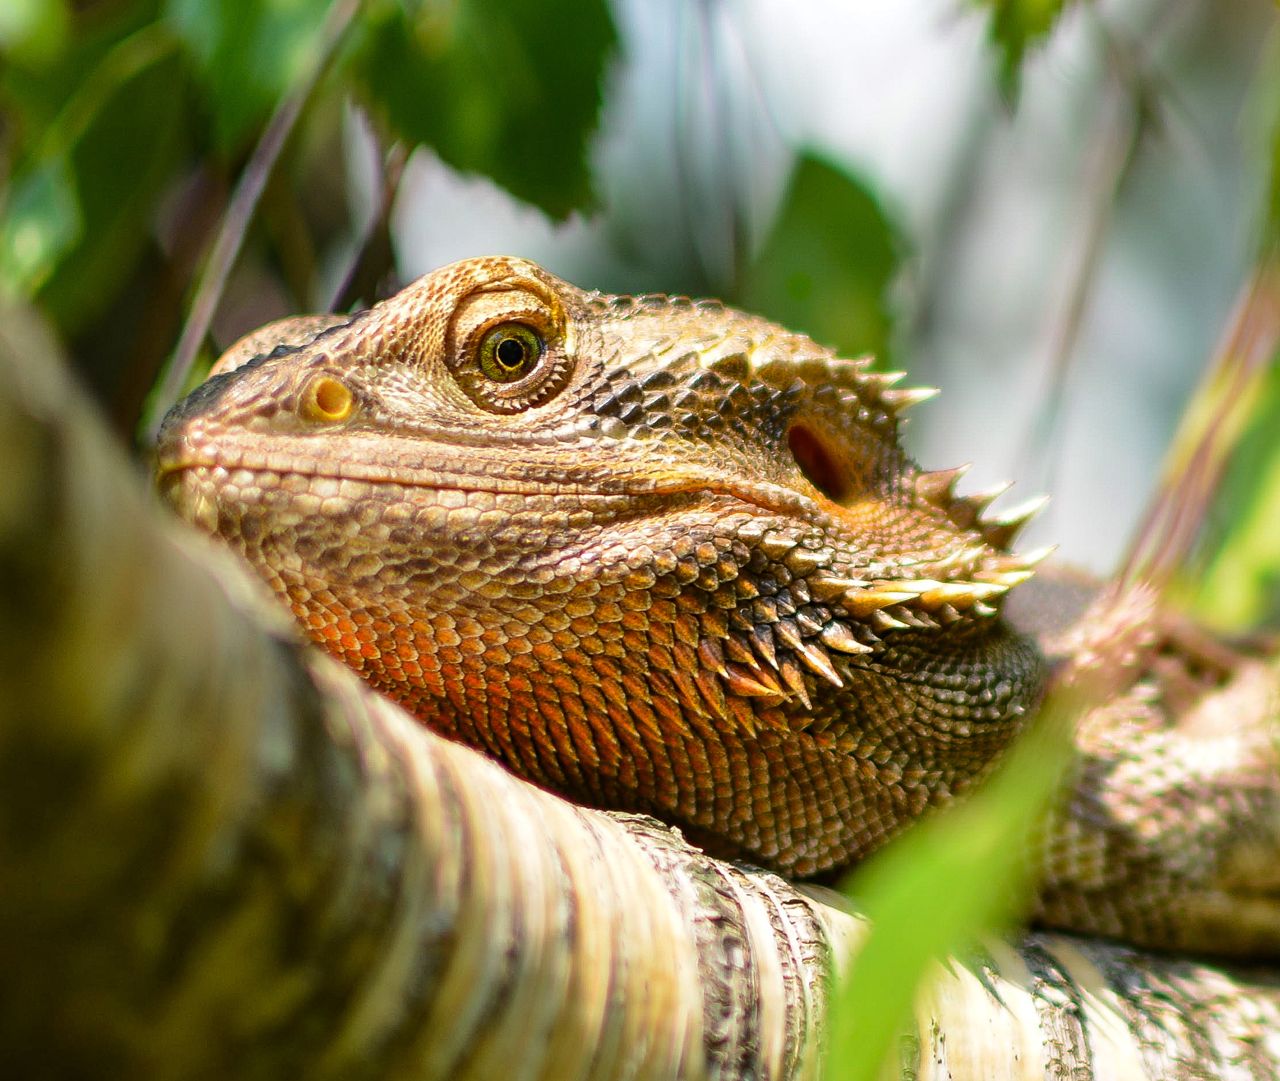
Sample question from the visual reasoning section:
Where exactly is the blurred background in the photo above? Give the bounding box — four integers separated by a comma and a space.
3, 0, 1279, 619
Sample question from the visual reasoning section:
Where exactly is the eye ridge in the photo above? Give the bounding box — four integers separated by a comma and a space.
478, 322, 545, 383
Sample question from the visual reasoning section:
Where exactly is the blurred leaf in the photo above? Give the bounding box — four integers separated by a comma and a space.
356, 0, 616, 220
1183, 356, 1280, 630
738, 153, 900, 363
0, 0, 69, 66
976, 0, 1069, 101
165, 0, 332, 149
0, 27, 188, 333
0, 159, 80, 300
825, 695, 1076, 1081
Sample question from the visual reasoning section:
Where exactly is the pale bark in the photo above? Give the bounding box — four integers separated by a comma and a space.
3, 305, 1279, 1080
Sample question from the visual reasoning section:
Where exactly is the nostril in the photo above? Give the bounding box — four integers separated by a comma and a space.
787, 423, 852, 502
302, 376, 354, 424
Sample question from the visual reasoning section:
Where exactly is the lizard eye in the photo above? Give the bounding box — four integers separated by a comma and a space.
447, 281, 572, 413
478, 323, 544, 383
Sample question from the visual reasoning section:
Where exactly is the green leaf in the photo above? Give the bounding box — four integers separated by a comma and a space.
976, 0, 1069, 101
737, 153, 901, 364
1, 27, 188, 333
165, 0, 332, 149
356, 0, 616, 220
825, 700, 1076, 1080
0, 160, 80, 301
1182, 356, 1280, 630
0, 0, 69, 66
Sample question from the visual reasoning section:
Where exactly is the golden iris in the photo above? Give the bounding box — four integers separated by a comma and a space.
478, 323, 544, 383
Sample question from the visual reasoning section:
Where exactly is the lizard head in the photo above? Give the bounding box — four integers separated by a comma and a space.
158, 255, 1047, 874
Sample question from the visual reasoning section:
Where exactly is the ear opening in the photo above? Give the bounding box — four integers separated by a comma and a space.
787, 423, 854, 503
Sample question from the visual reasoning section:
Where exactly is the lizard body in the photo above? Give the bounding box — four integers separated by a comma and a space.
157, 257, 1280, 954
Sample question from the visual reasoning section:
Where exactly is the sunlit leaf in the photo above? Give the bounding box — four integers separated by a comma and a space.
356, 0, 616, 220
738, 153, 901, 364
825, 697, 1076, 1080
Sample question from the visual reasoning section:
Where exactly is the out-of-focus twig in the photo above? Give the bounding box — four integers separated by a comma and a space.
328, 139, 408, 313
145, 0, 363, 441
1119, 255, 1280, 590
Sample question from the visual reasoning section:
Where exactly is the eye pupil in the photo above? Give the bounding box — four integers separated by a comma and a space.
478, 322, 545, 384
495, 337, 527, 368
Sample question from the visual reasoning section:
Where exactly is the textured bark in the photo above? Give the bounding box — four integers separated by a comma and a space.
3, 304, 1280, 1080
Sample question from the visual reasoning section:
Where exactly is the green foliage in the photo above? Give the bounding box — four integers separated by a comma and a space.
1185, 356, 1280, 630
0, 0, 618, 423
0, 0, 69, 66
357, 0, 615, 220
165, 0, 332, 149
825, 697, 1077, 1079
0, 27, 187, 332
739, 154, 900, 364
976, 0, 1070, 100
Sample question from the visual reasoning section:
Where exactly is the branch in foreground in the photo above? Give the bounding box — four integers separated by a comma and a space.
2, 305, 1280, 1080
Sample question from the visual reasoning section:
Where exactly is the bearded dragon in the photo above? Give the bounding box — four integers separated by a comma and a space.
156, 256, 1280, 957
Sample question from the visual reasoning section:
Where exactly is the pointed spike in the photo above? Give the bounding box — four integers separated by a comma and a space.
872, 579, 937, 597
982, 495, 1050, 550
772, 619, 805, 652
973, 601, 997, 618
724, 635, 756, 666
698, 638, 728, 677
950, 482, 1013, 529
751, 624, 780, 670
778, 658, 812, 708
752, 597, 780, 625
794, 639, 844, 688
840, 589, 919, 617
862, 369, 908, 391
726, 694, 759, 737
795, 610, 824, 635
882, 386, 940, 414
810, 574, 868, 602
914, 465, 971, 506
694, 667, 731, 721
820, 622, 876, 655
976, 568, 1035, 589
888, 607, 926, 629
968, 481, 1015, 512
1007, 544, 1057, 570
919, 581, 1010, 610
871, 609, 910, 632
935, 604, 962, 624
723, 664, 785, 700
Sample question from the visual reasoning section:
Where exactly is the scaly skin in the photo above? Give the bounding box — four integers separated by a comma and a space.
157, 257, 1280, 954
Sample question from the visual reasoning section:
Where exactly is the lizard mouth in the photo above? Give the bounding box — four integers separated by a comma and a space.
154, 429, 836, 525
157, 453, 829, 529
